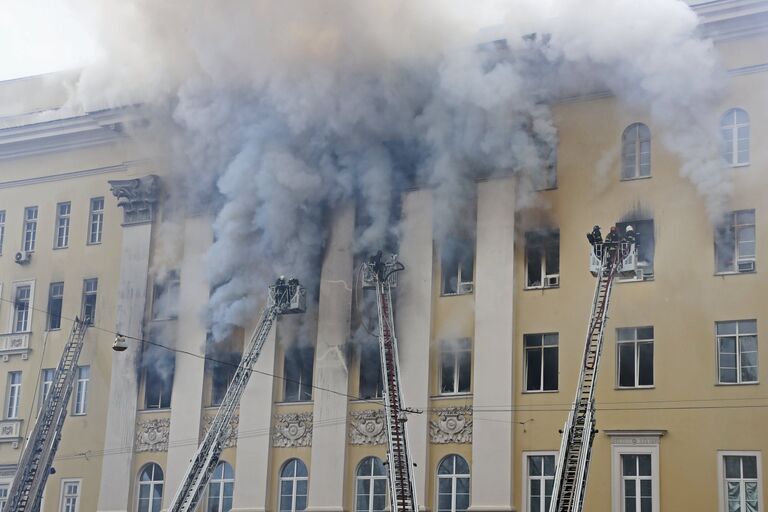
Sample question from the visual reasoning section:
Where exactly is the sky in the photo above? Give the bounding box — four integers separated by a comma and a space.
0, 0, 99, 81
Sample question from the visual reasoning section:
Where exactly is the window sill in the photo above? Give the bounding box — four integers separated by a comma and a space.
71, 413, 87, 417
139, 407, 171, 413
53, 246, 68, 251
440, 291, 473, 298
715, 381, 759, 386
714, 270, 756, 276
534, 186, 558, 192
431, 393, 472, 400
617, 276, 654, 283
274, 400, 314, 406
727, 162, 750, 168
350, 397, 383, 404
86, 242, 102, 246
524, 285, 560, 291
620, 175, 652, 182
522, 389, 559, 394
615, 385, 655, 390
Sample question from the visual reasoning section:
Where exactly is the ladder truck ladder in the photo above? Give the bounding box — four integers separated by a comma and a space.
549, 238, 637, 512
363, 252, 418, 512
7, 317, 90, 512
168, 278, 306, 512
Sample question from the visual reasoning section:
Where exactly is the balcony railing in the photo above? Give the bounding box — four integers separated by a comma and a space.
0, 332, 30, 361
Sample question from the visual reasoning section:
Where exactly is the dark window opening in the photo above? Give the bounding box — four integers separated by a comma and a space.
440, 339, 471, 394
283, 345, 314, 402
441, 238, 474, 295
143, 344, 175, 409
524, 333, 558, 392
359, 341, 383, 400
47, 282, 64, 330
525, 231, 560, 288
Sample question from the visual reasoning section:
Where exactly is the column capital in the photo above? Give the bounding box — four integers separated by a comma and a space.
109, 174, 161, 225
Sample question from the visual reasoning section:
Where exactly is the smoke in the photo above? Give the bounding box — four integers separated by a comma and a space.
64, 0, 727, 338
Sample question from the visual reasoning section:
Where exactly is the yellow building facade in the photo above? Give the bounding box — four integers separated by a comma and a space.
0, 1, 765, 511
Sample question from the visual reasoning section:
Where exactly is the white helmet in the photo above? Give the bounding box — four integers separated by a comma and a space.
625, 225, 634, 232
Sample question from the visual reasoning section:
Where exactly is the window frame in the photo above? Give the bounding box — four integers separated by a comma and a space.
151, 270, 181, 321
523, 333, 559, 393
54, 202, 71, 249
279, 458, 309, 512
73, 366, 89, 416
616, 327, 655, 389
358, 341, 383, 400
610, 437, 661, 512
11, 282, 33, 333
716, 320, 758, 385
87, 197, 104, 245
355, 456, 387, 512
720, 108, 750, 167
40, 368, 55, 411
440, 239, 475, 297
207, 461, 234, 512
524, 230, 560, 290
438, 339, 472, 395
47, 282, 64, 331
715, 210, 756, 275
717, 451, 763, 512
621, 123, 652, 180
436, 454, 471, 512
22, 206, 38, 253
521, 451, 557, 512
81, 278, 98, 326
0, 209, 6, 256
282, 345, 314, 403
136, 463, 164, 512
59, 478, 81, 512
5, 371, 21, 419
0, 482, 8, 511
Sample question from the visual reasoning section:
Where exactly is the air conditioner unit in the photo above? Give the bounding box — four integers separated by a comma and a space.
545, 274, 560, 287
14, 251, 31, 265
457, 282, 474, 294
737, 260, 756, 273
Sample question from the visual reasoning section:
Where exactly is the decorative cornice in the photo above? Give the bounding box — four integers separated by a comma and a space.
201, 414, 239, 449
429, 406, 473, 444
135, 418, 170, 452
604, 429, 667, 446
272, 412, 313, 448
0, 162, 132, 190
693, 0, 768, 40
109, 174, 161, 225
348, 409, 386, 445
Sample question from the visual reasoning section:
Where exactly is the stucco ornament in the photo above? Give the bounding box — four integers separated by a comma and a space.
430, 406, 473, 444
200, 414, 239, 449
109, 174, 161, 224
349, 409, 386, 445
135, 418, 170, 452
272, 412, 313, 448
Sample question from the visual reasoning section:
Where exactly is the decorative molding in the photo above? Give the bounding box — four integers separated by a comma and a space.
109, 174, 161, 225
0, 162, 131, 190
728, 62, 768, 76
0, 464, 17, 479
348, 409, 386, 445
135, 418, 170, 452
694, 0, 768, 40
0, 419, 23, 448
0, 332, 30, 361
604, 429, 667, 446
272, 412, 313, 448
200, 414, 239, 449
430, 406, 473, 444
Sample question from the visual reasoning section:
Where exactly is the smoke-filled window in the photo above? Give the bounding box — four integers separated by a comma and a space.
621, 123, 651, 180
283, 345, 314, 402
439, 339, 471, 395
533, 139, 558, 191
525, 230, 560, 289
617, 327, 654, 388
143, 343, 175, 409
715, 210, 756, 274
152, 270, 181, 320
524, 333, 558, 392
616, 220, 654, 280
358, 341, 383, 400
209, 352, 240, 407
721, 108, 750, 167
441, 238, 474, 296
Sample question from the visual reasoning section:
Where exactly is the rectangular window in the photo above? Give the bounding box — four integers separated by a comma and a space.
54, 202, 71, 249
526, 454, 556, 512
40, 368, 55, 410
0, 484, 8, 511
23, 206, 38, 252
621, 454, 653, 512
716, 210, 756, 273
617, 220, 655, 280
47, 282, 64, 330
6, 371, 21, 419
73, 366, 89, 415
359, 341, 383, 400
721, 453, 762, 512
717, 320, 758, 384
524, 333, 558, 392
534, 140, 558, 191
617, 327, 654, 388
441, 238, 474, 295
525, 231, 560, 289
209, 352, 239, 407
283, 345, 314, 402
59, 480, 80, 512
143, 344, 175, 409
81, 279, 98, 325
0, 210, 6, 255
152, 270, 181, 320
88, 197, 104, 244
13, 285, 32, 333
439, 339, 471, 394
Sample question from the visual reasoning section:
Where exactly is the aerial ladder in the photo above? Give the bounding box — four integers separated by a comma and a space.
362, 252, 418, 512
549, 229, 638, 512
168, 278, 306, 512
7, 317, 90, 512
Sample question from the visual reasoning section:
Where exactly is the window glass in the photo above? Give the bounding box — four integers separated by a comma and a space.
717, 321, 758, 384
284, 346, 314, 402
524, 333, 558, 392
437, 455, 470, 512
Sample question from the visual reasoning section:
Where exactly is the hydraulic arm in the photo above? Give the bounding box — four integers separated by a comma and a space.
168, 279, 306, 512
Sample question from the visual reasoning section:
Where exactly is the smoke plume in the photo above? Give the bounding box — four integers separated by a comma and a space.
64, 0, 727, 339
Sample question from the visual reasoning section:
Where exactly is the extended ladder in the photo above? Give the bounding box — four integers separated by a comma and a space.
168, 279, 306, 512
363, 253, 418, 512
7, 318, 89, 512
549, 239, 636, 512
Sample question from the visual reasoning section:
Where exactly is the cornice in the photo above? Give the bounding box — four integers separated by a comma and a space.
693, 0, 768, 40
0, 161, 138, 190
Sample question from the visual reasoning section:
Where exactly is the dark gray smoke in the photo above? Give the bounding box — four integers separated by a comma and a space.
66, 0, 727, 339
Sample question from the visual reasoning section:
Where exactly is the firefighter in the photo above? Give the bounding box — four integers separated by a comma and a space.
588, 225, 603, 246
624, 225, 636, 245
604, 225, 620, 261
274, 275, 287, 302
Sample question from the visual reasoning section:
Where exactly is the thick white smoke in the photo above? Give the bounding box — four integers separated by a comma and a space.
66, 0, 727, 339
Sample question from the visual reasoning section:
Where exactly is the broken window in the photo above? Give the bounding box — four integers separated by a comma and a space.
525, 230, 560, 289
715, 210, 756, 274
717, 320, 757, 384
441, 238, 474, 296
440, 339, 471, 394
524, 333, 558, 392
721, 108, 750, 166
359, 340, 383, 400
143, 343, 175, 409
283, 345, 314, 402
617, 327, 654, 388
152, 270, 181, 320
621, 123, 651, 179
616, 220, 654, 279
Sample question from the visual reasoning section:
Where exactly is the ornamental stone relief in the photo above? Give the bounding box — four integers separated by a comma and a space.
109, 174, 161, 225
348, 409, 386, 445
135, 419, 170, 452
200, 414, 239, 449
272, 412, 313, 448
429, 406, 472, 444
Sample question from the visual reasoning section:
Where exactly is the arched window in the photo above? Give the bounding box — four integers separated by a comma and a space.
355, 457, 387, 512
721, 108, 750, 166
279, 458, 308, 512
137, 463, 164, 512
437, 455, 470, 512
621, 123, 651, 179
207, 461, 234, 512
